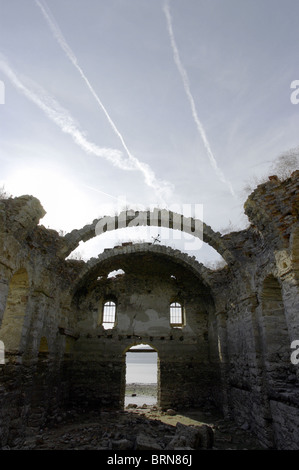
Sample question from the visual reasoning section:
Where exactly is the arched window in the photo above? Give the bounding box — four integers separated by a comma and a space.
102, 300, 117, 329
170, 302, 184, 327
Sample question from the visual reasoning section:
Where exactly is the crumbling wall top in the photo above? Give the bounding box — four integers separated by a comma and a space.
244, 170, 299, 248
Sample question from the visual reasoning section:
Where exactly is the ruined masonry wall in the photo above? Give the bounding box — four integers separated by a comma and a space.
70, 263, 219, 410
0, 171, 298, 449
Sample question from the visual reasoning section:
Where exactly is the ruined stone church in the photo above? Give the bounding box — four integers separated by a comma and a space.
0, 171, 299, 450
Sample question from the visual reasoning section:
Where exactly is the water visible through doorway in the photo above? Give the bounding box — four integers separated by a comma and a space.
125, 343, 158, 408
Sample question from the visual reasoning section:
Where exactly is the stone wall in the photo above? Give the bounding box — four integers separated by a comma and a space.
0, 171, 298, 449
68, 252, 220, 410
214, 171, 299, 448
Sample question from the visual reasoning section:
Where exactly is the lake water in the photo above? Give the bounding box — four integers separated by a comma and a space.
124, 394, 157, 407
124, 351, 158, 406
125, 352, 158, 384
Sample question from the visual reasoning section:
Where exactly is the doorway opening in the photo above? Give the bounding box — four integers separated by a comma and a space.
124, 343, 159, 409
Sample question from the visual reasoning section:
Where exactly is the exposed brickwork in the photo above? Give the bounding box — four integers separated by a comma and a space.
0, 171, 298, 449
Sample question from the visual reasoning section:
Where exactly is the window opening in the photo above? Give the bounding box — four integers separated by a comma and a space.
107, 269, 125, 278
170, 301, 183, 327
102, 300, 116, 329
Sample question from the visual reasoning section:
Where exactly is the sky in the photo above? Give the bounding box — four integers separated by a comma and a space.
0, 0, 299, 265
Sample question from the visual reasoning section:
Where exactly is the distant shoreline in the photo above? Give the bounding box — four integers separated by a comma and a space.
125, 383, 157, 397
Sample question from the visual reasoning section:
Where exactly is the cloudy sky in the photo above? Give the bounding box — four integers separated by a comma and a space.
0, 0, 299, 264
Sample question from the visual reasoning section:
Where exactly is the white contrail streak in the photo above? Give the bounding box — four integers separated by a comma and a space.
35, 0, 173, 202
163, 0, 235, 197
83, 185, 121, 201
0, 56, 134, 170
35, 0, 130, 157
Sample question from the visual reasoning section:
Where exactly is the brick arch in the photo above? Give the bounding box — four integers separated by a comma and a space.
69, 242, 215, 299
60, 208, 235, 264
123, 341, 158, 355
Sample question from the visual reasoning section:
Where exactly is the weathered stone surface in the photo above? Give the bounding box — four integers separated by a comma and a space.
166, 422, 214, 450
0, 171, 299, 450
135, 433, 163, 450
111, 438, 134, 450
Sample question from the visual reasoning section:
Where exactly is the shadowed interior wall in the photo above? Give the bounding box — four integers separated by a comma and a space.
67, 252, 221, 410
0, 268, 29, 352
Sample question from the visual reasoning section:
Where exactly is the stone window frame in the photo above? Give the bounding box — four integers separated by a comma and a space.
169, 300, 185, 328
102, 299, 117, 329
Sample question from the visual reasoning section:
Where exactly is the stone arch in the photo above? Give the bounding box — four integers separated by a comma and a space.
69, 243, 214, 301
60, 208, 234, 264
0, 268, 30, 353
122, 340, 158, 355
69, 243, 216, 338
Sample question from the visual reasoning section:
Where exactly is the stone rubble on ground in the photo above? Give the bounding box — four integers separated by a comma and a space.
12, 404, 265, 451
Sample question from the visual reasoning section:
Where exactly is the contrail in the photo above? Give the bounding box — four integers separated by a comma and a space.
83, 185, 122, 201
84, 184, 139, 210
0, 55, 172, 201
163, 0, 235, 197
35, 0, 173, 202
0, 56, 134, 170
34, 0, 130, 157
